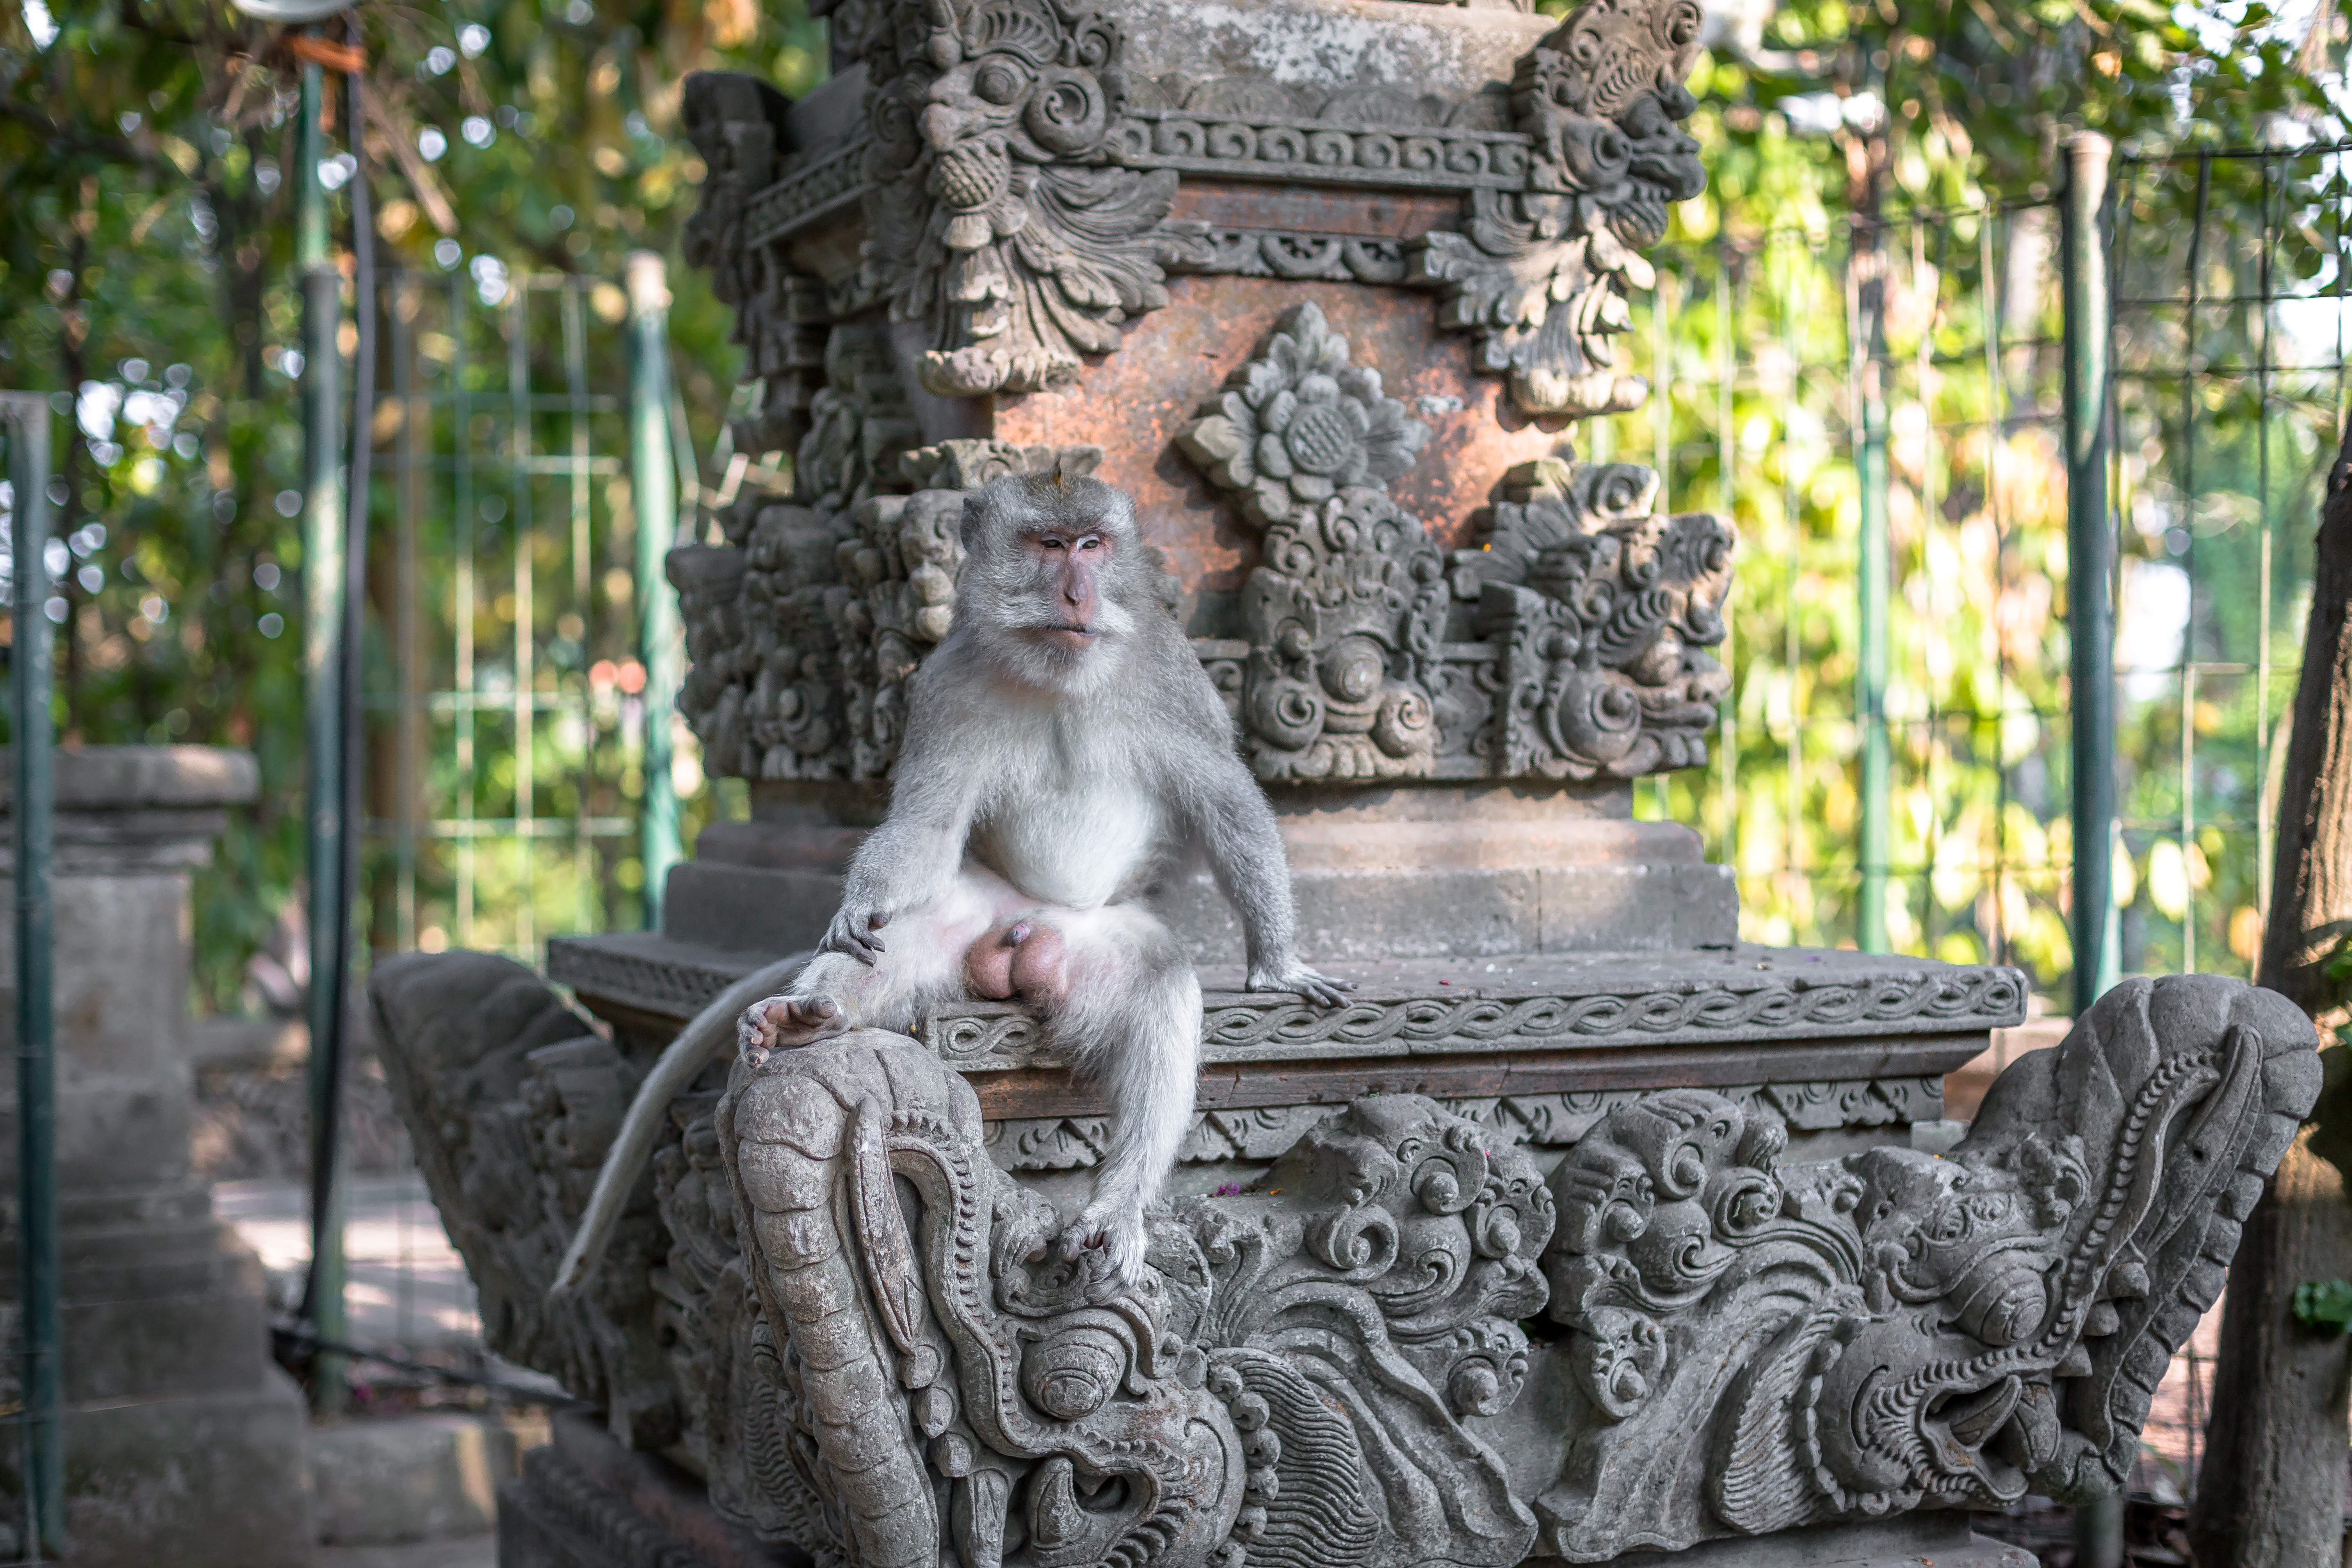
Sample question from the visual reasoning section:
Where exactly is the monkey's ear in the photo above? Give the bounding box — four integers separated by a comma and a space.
959, 488, 992, 552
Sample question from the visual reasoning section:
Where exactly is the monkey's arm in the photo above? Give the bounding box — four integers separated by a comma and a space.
822, 671, 986, 963
1180, 735, 1351, 1009
548, 951, 812, 1300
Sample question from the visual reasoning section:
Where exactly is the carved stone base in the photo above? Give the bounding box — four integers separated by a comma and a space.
499, 1413, 2035, 1568
661, 785, 1737, 964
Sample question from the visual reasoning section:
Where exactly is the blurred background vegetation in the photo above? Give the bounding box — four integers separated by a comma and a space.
0, 0, 2345, 1016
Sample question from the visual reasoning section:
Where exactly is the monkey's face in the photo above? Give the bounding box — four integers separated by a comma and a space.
959, 475, 1144, 689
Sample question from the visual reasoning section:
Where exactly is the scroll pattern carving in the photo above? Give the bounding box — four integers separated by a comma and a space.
927, 963, 2032, 1072
377, 951, 2315, 1567
1177, 304, 1441, 780
1452, 450, 1735, 778
688, 1, 1712, 422
857, 0, 1205, 395
1536, 976, 2317, 1552
1169, 312, 1729, 780
982, 1077, 1945, 1174
1407, 0, 1708, 417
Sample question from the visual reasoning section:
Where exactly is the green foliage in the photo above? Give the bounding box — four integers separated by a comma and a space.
0, 0, 820, 1007
1561, 0, 2347, 1001
2292, 1275, 2352, 1332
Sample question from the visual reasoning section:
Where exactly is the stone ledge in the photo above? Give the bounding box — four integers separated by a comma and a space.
0, 744, 258, 812
550, 932, 2023, 1065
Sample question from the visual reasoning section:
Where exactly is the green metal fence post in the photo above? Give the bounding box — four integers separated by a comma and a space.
2062, 128, 2124, 1568
4, 392, 63, 1561
628, 252, 682, 929
296, 53, 349, 1417
1856, 231, 1892, 954
2064, 131, 2117, 1016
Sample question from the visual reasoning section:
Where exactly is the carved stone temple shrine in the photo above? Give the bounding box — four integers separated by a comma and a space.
366, 2, 2327, 1566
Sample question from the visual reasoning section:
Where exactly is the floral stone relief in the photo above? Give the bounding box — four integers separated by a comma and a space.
1175, 306, 1732, 782
1175, 302, 1430, 531
1179, 304, 1444, 780
373, 954, 2320, 1568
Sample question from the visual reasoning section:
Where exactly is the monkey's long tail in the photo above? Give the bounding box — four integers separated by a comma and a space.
548, 950, 812, 1300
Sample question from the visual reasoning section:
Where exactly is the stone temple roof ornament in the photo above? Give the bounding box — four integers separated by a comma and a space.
361, 5, 2325, 1568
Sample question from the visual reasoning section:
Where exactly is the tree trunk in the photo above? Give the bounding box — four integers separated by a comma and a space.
2188, 416, 2352, 1567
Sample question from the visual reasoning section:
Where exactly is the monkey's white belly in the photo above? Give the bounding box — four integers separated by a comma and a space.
976, 775, 1161, 910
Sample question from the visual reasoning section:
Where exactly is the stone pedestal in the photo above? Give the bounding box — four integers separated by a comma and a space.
0, 746, 313, 1566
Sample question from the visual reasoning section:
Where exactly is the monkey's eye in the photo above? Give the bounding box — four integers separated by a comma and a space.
1076, 535, 1103, 551
1036, 536, 1067, 551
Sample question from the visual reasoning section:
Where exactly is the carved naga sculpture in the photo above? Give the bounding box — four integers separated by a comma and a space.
375, 956, 2316, 1568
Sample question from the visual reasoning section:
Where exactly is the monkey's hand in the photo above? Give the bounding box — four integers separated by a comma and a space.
820, 901, 891, 965
1247, 963, 1353, 1009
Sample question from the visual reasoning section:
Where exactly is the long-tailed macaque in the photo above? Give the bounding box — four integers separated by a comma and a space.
739, 467, 1345, 1283
555, 466, 1342, 1298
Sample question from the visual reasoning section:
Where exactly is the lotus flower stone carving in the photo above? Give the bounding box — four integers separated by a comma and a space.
1177, 302, 1430, 529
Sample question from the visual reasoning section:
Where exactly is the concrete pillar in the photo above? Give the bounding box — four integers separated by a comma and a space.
0, 746, 313, 1566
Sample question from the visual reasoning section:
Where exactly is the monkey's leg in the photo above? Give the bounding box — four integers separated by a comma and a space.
1032, 904, 1203, 1287
740, 866, 1030, 1056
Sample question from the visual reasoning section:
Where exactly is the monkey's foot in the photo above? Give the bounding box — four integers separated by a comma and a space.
964, 919, 1070, 1006
1057, 1206, 1149, 1292
737, 994, 845, 1061
1247, 963, 1354, 1010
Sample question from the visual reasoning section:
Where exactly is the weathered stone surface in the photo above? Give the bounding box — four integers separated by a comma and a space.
37, 1367, 315, 1568
368, 951, 681, 1452
0, 746, 312, 1567
498, 1410, 802, 1568
374, 953, 2311, 1568
672, 0, 1733, 787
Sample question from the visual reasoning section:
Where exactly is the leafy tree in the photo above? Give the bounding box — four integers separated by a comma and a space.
1, 0, 820, 1004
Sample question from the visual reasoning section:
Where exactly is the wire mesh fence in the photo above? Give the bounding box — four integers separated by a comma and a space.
1588, 144, 2349, 1530
363, 264, 698, 961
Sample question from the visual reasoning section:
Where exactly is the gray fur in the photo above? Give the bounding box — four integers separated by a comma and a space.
744, 471, 1345, 1284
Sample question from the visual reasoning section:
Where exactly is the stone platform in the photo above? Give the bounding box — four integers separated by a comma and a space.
551, 933, 2017, 1187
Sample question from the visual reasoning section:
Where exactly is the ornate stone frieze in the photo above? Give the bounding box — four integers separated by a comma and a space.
1534, 977, 2316, 1552
1188, 229, 1409, 285
370, 957, 2320, 1568
1115, 103, 1533, 192
983, 1077, 1945, 1174
541, 940, 2029, 1070
1452, 449, 1735, 778
854, 0, 1206, 395
926, 958, 2024, 1070
1408, 0, 1708, 417
690, 0, 1710, 420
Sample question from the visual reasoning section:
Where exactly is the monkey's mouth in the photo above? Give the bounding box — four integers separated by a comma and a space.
1040, 624, 1098, 651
